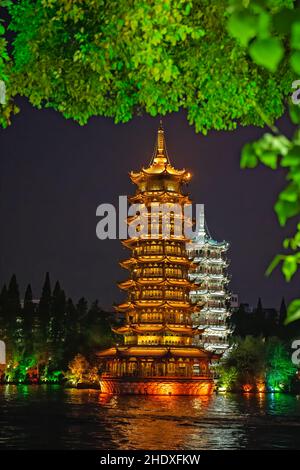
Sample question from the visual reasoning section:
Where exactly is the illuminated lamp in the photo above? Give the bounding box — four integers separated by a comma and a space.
256, 382, 266, 393
242, 384, 253, 393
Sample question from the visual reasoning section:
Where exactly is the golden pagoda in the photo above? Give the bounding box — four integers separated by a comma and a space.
96, 123, 216, 395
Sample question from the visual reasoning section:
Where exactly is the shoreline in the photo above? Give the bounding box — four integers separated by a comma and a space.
0, 382, 299, 396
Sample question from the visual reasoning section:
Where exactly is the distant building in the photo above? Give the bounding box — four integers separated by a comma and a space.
187, 206, 232, 354
239, 303, 254, 314
230, 294, 239, 309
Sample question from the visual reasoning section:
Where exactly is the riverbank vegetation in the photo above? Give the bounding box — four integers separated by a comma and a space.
221, 300, 300, 393
1, 273, 300, 393
217, 336, 298, 393
0, 273, 113, 384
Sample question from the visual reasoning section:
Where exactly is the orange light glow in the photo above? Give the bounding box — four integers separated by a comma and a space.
256, 382, 266, 393
99, 378, 213, 396
242, 384, 253, 393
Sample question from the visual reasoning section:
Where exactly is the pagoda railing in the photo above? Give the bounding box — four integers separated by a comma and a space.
101, 371, 212, 379
195, 306, 227, 312
136, 248, 185, 256
202, 337, 230, 344
195, 320, 229, 328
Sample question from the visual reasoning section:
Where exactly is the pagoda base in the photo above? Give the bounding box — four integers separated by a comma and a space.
99, 376, 214, 396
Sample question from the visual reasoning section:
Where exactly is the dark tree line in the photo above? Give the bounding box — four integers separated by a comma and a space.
230, 297, 300, 340
0, 273, 113, 382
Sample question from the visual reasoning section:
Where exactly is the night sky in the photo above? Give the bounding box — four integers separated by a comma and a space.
0, 98, 299, 310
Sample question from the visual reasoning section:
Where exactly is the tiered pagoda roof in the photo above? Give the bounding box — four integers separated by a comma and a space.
97, 346, 218, 360
129, 124, 191, 185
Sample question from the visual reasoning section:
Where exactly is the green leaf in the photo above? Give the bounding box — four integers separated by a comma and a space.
275, 198, 300, 226
266, 254, 284, 276
240, 143, 257, 168
227, 11, 257, 47
291, 21, 300, 50
0, 25, 5, 36
257, 12, 270, 40
282, 255, 298, 281
289, 103, 300, 125
259, 151, 277, 169
278, 184, 299, 202
258, 134, 290, 156
286, 231, 300, 251
285, 299, 300, 324
294, 129, 300, 147
184, 3, 191, 16
287, 166, 300, 186
281, 146, 300, 167
290, 51, 300, 74
249, 37, 284, 72
1, 0, 13, 6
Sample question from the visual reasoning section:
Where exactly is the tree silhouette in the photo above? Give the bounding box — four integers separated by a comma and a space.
0, 273, 114, 382
38, 272, 52, 341
23, 284, 35, 353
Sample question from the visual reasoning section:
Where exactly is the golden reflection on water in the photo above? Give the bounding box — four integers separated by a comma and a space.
108, 395, 213, 450
92, 393, 247, 450
93, 392, 300, 450
1, 386, 300, 450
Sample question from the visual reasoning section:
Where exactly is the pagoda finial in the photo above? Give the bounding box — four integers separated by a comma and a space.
157, 121, 165, 155
151, 119, 170, 165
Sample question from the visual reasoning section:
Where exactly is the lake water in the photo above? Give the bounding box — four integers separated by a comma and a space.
1, 385, 300, 450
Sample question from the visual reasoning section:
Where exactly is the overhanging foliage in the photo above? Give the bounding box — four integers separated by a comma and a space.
0, 0, 294, 132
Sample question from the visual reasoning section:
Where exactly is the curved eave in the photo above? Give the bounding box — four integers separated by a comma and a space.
137, 300, 192, 309
120, 256, 192, 267
96, 347, 119, 358
133, 324, 165, 333
118, 278, 193, 290
143, 165, 187, 177
122, 237, 189, 247
191, 240, 229, 250
117, 279, 135, 290
127, 213, 192, 223
114, 302, 134, 312
113, 324, 199, 335
129, 192, 191, 204
170, 348, 211, 358
130, 165, 188, 181
96, 346, 212, 359
115, 300, 193, 311
189, 235, 229, 249
112, 326, 133, 334
165, 325, 199, 335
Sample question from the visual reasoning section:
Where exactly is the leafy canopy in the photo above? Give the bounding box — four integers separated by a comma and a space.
228, 0, 300, 323
0, 0, 293, 132
1, 0, 300, 322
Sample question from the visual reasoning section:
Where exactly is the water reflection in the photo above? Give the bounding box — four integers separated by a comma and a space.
0, 386, 300, 449
106, 395, 214, 450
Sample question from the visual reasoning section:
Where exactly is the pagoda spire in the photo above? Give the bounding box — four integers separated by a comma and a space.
152, 120, 170, 165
